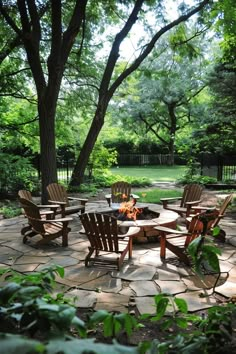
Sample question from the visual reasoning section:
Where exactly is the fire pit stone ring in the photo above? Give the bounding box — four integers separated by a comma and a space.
97, 203, 179, 243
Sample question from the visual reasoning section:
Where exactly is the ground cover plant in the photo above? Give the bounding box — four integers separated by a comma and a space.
0, 264, 236, 354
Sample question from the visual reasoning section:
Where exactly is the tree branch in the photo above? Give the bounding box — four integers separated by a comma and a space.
108, 0, 211, 99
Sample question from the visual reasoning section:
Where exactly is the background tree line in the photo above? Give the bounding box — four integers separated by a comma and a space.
0, 0, 235, 201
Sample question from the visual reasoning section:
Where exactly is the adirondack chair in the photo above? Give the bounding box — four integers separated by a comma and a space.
160, 184, 203, 217
19, 198, 72, 246
80, 212, 140, 270
47, 183, 88, 217
154, 209, 219, 265
18, 190, 59, 236
105, 181, 140, 207
187, 194, 233, 242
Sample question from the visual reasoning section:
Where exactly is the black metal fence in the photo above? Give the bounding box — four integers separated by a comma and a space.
200, 154, 236, 181
117, 154, 185, 166
54, 153, 236, 183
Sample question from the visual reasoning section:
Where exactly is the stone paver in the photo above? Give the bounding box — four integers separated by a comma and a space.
0, 199, 236, 316
65, 289, 97, 308
175, 290, 218, 312
154, 280, 187, 294
130, 280, 160, 296
112, 264, 157, 281
95, 292, 130, 313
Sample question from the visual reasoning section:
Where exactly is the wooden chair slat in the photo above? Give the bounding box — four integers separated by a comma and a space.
161, 184, 203, 217
47, 183, 88, 217
80, 212, 140, 270
19, 197, 72, 246
155, 209, 219, 265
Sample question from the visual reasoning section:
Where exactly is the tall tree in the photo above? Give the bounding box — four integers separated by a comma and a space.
0, 0, 213, 200
70, 0, 213, 185
0, 0, 87, 202
111, 30, 209, 165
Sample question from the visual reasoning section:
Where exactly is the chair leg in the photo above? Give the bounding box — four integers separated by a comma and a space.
167, 242, 190, 265
22, 231, 38, 243
85, 248, 94, 267
160, 235, 166, 260
62, 223, 70, 247
21, 224, 32, 235
128, 238, 133, 258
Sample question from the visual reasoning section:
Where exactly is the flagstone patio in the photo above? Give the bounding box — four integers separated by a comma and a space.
0, 199, 236, 315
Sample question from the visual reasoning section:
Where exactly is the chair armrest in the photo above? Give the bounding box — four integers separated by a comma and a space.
49, 217, 73, 223
154, 225, 186, 234
160, 197, 182, 202
191, 206, 216, 212
185, 200, 202, 206
48, 200, 67, 205
185, 200, 202, 217
68, 197, 88, 203
160, 197, 182, 208
38, 204, 59, 208
29, 217, 73, 224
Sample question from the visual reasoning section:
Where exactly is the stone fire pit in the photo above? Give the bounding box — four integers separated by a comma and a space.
97, 203, 179, 243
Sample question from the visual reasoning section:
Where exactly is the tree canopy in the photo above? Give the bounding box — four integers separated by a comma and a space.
0, 0, 235, 199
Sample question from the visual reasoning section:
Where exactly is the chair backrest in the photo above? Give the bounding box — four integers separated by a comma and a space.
18, 190, 32, 201
181, 184, 203, 207
80, 213, 119, 252
111, 181, 131, 204
185, 209, 219, 248
47, 183, 69, 206
19, 198, 45, 234
212, 194, 233, 228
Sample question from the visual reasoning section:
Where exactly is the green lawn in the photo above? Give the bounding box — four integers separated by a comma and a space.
110, 165, 186, 182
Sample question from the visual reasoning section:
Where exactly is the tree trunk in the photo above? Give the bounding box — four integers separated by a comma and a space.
70, 105, 106, 186
38, 96, 58, 203
167, 103, 177, 166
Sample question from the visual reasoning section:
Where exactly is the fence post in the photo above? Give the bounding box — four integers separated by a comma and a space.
217, 155, 223, 181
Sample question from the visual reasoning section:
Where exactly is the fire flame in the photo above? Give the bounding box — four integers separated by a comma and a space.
119, 198, 142, 221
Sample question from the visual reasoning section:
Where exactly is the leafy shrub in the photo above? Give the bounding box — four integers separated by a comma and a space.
0, 203, 21, 218
0, 153, 39, 195
178, 174, 217, 185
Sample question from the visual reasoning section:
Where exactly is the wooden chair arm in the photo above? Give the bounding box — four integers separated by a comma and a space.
38, 204, 60, 209
185, 200, 202, 206
49, 217, 73, 223
154, 225, 186, 234
160, 197, 182, 202
185, 200, 202, 217
28, 217, 72, 224
48, 200, 67, 205
68, 197, 88, 204
160, 197, 182, 209
191, 206, 216, 211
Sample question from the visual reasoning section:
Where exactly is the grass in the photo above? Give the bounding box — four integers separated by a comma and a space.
110, 165, 186, 182
109, 165, 185, 203
135, 188, 182, 203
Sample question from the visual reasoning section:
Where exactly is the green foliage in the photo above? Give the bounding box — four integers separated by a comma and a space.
0, 199, 21, 218
0, 266, 235, 353
140, 293, 236, 354
0, 266, 140, 353
0, 153, 39, 195
177, 157, 217, 185
188, 235, 221, 276
88, 310, 139, 338
198, 303, 236, 350
87, 142, 118, 179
